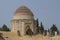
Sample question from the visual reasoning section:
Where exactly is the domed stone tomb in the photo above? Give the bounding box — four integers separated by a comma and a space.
11, 6, 37, 36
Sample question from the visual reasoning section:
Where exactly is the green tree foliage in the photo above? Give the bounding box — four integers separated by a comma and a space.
39, 22, 44, 34
0, 28, 2, 31
1, 24, 10, 31
36, 18, 39, 28
36, 18, 39, 33
44, 30, 47, 36
50, 24, 59, 35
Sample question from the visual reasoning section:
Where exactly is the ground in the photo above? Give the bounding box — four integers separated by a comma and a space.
0, 31, 60, 40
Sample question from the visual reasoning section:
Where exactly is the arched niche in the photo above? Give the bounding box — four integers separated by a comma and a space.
25, 25, 33, 35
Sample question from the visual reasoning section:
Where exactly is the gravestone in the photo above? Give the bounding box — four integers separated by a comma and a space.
47, 32, 49, 36
55, 31, 57, 36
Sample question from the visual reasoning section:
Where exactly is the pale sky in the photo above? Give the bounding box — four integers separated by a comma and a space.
0, 0, 60, 30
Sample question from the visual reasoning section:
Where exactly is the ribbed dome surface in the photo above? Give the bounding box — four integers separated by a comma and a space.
14, 6, 33, 16
13, 6, 34, 19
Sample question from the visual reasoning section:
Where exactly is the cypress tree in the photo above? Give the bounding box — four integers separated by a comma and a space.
36, 18, 39, 33
40, 22, 44, 34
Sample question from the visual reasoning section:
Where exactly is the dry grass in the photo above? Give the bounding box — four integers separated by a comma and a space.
0, 31, 60, 40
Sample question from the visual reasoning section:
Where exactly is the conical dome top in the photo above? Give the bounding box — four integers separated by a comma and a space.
14, 6, 33, 16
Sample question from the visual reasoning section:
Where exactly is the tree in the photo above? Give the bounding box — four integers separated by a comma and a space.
39, 22, 44, 34
36, 18, 39, 28
50, 24, 59, 36
36, 18, 39, 33
0, 28, 2, 31
1, 24, 10, 31
43, 30, 47, 36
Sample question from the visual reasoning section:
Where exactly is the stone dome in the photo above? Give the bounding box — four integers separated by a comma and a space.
13, 6, 34, 19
